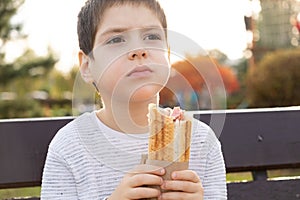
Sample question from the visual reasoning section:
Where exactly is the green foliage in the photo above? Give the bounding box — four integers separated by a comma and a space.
0, 99, 44, 119
0, 0, 25, 65
0, 0, 57, 87
209, 50, 249, 109
247, 49, 300, 108
0, 0, 74, 119
228, 59, 249, 108
0, 0, 24, 44
0, 49, 57, 86
0, 67, 76, 119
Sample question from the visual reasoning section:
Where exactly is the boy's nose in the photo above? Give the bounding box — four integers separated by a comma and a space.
128, 49, 148, 60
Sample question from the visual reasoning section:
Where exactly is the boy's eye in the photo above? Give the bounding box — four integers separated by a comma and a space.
106, 36, 125, 44
144, 34, 161, 41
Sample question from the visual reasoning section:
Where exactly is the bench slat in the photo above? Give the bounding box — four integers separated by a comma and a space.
195, 109, 300, 172
0, 118, 73, 188
228, 179, 300, 200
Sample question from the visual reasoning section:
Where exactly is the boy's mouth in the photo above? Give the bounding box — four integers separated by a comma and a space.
127, 65, 153, 78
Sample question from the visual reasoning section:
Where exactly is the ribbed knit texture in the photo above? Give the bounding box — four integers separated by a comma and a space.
41, 112, 227, 199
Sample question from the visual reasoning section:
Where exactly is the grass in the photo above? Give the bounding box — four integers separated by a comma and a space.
268, 168, 300, 180
0, 187, 40, 200
226, 172, 253, 183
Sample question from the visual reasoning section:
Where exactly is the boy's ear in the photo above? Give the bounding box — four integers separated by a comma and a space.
78, 50, 93, 84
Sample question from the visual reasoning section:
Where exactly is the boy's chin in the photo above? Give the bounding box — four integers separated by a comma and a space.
129, 85, 162, 103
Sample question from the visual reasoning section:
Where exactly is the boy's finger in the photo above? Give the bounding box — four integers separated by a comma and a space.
129, 173, 163, 187
161, 180, 197, 193
160, 191, 192, 200
130, 164, 165, 175
129, 187, 161, 199
171, 170, 201, 183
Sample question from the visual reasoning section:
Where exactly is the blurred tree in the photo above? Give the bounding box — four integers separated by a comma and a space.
247, 49, 300, 108
209, 49, 248, 109
0, 49, 57, 86
160, 55, 239, 110
0, 0, 57, 86
0, 0, 59, 118
208, 49, 228, 64
0, 66, 75, 119
218, 66, 240, 94
0, 0, 24, 45
226, 58, 249, 109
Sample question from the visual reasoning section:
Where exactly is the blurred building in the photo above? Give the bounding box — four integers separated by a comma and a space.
247, 0, 300, 63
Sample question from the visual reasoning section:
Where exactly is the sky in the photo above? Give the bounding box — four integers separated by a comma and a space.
6, 0, 258, 73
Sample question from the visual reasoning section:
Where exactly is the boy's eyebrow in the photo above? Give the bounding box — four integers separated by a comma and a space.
99, 25, 164, 37
99, 27, 129, 37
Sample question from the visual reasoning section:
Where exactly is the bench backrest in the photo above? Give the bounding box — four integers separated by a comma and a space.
193, 107, 300, 173
0, 117, 73, 188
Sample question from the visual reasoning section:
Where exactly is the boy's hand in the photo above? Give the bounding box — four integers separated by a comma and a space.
108, 164, 165, 200
159, 170, 204, 200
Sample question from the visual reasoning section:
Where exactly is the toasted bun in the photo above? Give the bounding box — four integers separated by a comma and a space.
148, 104, 192, 162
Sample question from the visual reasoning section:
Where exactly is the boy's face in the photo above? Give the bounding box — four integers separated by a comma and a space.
87, 5, 170, 103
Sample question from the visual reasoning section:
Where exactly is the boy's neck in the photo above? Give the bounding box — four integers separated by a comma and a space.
97, 97, 158, 134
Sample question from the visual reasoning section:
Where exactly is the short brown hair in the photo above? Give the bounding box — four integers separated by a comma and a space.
77, 0, 167, 55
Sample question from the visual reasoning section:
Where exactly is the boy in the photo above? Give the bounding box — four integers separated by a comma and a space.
41, 0, 227, 199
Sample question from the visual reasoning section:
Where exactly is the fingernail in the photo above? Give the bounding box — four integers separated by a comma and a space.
160, 168, 165, 174
161, 182, 166, 189
172, 172, 177, 179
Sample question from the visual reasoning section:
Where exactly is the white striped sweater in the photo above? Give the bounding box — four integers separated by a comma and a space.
41, 111, 227, 199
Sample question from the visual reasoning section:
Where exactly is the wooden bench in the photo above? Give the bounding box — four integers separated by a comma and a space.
1, 107, 300, 199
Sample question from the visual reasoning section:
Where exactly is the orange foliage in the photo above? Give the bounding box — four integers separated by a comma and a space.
160, 55, 239, 106
218, 65, 240, 94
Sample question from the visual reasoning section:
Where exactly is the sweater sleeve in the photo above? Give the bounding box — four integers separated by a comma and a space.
41, 148, 78, 199
202, 140, 227, 200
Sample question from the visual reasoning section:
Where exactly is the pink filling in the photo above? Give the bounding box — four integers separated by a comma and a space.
170, 107, 184, 121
